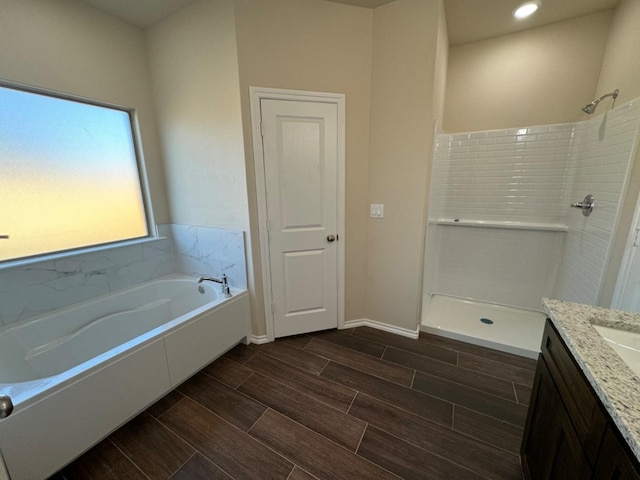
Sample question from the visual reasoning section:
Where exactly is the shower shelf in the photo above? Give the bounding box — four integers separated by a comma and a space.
431, 219, 568, 232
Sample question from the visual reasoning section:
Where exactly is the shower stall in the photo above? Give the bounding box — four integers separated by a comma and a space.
421, 97, 640, 358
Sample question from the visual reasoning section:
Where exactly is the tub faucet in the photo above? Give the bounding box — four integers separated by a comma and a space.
197, 274, 231, 298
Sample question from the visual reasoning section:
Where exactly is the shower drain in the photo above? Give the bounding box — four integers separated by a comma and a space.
480, 318, 494, 325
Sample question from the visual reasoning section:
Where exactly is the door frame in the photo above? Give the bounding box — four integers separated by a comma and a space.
249, 87, 346, 342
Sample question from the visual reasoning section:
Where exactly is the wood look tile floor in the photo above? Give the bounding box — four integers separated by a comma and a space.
50, 327, 536, 480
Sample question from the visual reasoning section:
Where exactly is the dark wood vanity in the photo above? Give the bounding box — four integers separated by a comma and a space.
521, 319, 640, 479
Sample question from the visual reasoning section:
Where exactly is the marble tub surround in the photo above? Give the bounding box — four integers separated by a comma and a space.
0, 223, 248, 327
0, 230, 175, 327
170, 224, 247, 289
543, 298, 640, 460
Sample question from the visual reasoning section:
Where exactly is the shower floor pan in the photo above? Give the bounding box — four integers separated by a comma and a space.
421, 294, 546, 359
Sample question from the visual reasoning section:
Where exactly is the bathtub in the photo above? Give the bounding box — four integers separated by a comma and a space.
0, 274, 250, 480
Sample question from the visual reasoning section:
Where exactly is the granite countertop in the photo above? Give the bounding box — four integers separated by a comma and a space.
543, 298, 640, 460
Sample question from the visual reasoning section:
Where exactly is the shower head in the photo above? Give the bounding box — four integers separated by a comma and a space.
581, 89, 619, 114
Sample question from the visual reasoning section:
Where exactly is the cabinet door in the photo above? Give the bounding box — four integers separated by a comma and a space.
595, 426, 640, 480
522, 359, 592, 480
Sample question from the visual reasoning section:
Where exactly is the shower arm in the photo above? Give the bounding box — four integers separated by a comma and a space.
582, 89, 620, 114
596, 89, 619, 104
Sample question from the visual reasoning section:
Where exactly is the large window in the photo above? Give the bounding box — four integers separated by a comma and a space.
0, 83, 149, 262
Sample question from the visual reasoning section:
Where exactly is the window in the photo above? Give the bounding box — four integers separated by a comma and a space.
0, 83, 149, 263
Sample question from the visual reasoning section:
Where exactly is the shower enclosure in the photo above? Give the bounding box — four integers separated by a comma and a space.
421, 98, 640, 358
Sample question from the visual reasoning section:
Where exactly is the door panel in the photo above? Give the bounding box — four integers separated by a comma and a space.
261, 99, 338, 337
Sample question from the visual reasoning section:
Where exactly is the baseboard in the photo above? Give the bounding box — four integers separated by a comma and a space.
250, 334, 270, 344
342, 318, 419, 339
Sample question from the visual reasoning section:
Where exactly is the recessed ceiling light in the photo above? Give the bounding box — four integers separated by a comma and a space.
513, 1, 541, 19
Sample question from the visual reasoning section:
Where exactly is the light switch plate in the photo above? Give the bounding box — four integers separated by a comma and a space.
370, 204, 384, 218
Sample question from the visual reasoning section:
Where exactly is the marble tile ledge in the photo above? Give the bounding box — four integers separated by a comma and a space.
543, 298, 640, 461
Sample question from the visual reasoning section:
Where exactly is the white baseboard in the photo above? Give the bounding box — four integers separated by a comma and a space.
250, 319, 419, 344
250, 334, 271, 344
341, 318, 419, 339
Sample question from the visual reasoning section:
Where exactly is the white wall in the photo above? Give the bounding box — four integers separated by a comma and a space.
444, 11, 612, 133
0, 0, 169, 223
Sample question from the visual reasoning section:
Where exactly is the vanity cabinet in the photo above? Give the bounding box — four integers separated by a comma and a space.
522, 320, 640, 480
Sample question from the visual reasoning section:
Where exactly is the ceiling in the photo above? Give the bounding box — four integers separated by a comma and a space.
80, 0, 619, 43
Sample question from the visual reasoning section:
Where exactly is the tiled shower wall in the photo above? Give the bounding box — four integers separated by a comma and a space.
426, 100, 640, 310
0, 224, 246, 327
430, 124, 573, 224
555, 100, 640, 304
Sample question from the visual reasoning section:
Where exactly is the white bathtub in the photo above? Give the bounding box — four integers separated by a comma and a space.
0, 274, 250, 480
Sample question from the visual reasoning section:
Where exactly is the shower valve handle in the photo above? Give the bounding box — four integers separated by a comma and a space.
571, 194, 595, 216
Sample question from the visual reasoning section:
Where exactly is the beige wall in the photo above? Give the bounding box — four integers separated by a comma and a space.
596, 0, 640, 307
0, 0, 169, 223
234, 0, 374, 334
146, 0, 249, 232
444, 11, 612, 133
433, 2, 449, 132
366, 0, 442, 331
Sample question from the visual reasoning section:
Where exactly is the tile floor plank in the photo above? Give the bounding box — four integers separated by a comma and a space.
418, 332, 537, 371
201, 356, 254, 388
312, 330, 387, 357
258, 342, 329, 374
349, 394, 522, 479
383, 346, 517, 401
352, 327, 458, 364
249, 409, 400, 480
288, 467, 319, 480
321, 361, 453, 427
146, 389, 185, 418
223, 342, 259, 365
358, 426, 488, 480
169, 453, 232, 480
412, 371, 528, 426
305, 338, 414, 386
246, 353, 357, 412
110, 412, 195, 480
177, 371, 266, 431
458, 352, 536, 386
514, 383, 533, 406
453, 405, 525, 455
159, 398, 293, 480
62, 439, 147, 480
238, 373, 366, 451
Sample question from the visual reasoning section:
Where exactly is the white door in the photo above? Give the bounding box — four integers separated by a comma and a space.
260, 98, 340, 337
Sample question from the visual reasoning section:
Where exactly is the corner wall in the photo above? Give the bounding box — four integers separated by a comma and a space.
366, 0, 442, 332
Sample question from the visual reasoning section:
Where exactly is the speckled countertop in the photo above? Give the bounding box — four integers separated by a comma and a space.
543, 298, 640, 460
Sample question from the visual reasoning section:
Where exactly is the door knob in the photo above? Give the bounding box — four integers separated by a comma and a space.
327, 234, 336, 243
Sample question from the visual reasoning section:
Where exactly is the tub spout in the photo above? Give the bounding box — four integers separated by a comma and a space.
197, 274, 231, 298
